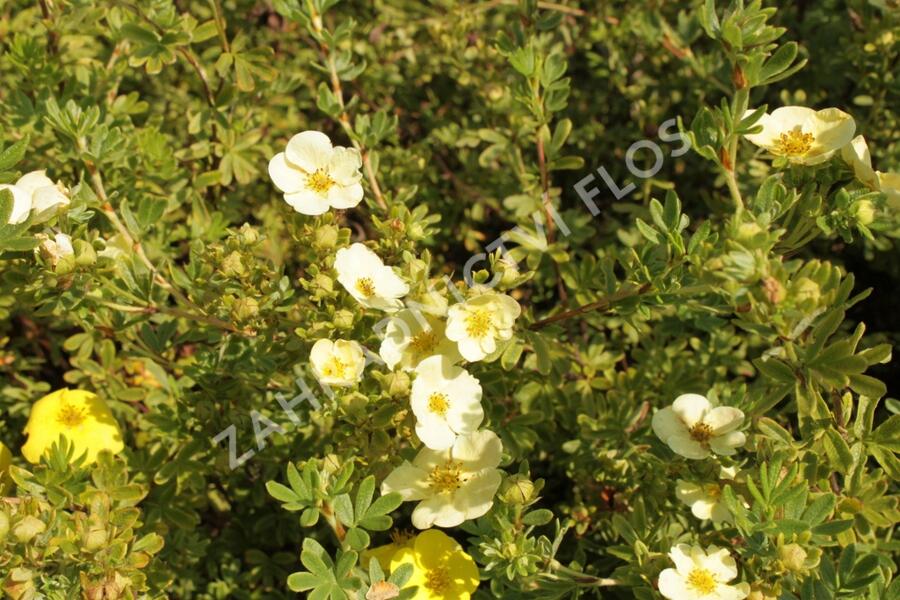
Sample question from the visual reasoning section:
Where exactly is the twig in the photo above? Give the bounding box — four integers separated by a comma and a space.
209, 0, 231, 53
529, 283, 652, 330
311, 16, 388, 212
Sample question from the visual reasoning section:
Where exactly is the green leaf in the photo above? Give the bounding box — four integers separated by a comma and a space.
332, 494, 354, 527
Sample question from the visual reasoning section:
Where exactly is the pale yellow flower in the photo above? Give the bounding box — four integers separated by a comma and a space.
446, 290, 520, 362
744, 106, 855, 165
675, 466, 738, 523
411, 355, 483, 451
652, 394, 745, 460
22, 389, 125, 465
309, 339, 365, 387
268, 130, 363, 215
841, 135, 900, 209
658, 544, 749, 600
379, 310, 461, 372
381, 430, 503, 529
334, 243, 409, 311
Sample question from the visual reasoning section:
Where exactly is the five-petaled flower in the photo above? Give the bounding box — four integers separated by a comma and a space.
389, 529, 480, 600
0, 170, 70, 224
411, 355, 483, 451
268, 130, 364, 215
841, 135, 900, 209
309, 339, 366, 387
743, 106, 855, 165
675, 466, 738, 523
22, 389, 125, 465
658, 544, 749, 600
446, 290, 521, 362
379, 309, 461, 371
652, 394, 746, 460
334, 243, 409, 311
381, 429, 503, 529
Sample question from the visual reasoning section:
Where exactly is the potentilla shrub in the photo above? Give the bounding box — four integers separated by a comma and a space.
0, 0, 898, 598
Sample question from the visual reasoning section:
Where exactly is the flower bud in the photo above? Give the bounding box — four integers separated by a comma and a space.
239, 223, 260, 245
761, 277, 785, 304
74, 239, 97, 267
231, 297, 259, 322
221, 251, 246, 277
853, 199, 875, 225
500, 474, 536, 505
315, 225, 339, 250
778, 543, 808, 573
792, 277, 820, 305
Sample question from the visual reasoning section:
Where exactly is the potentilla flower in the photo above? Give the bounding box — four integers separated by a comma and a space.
1, 170, 70, 224
381, 429, 503, 529
743, 106, 855, 165
18, 170, 71, 214
841, 135, 900, 208
309, 339, 366, 387
675, 466, 738, 523
363, 529, 416, 571
652, 394, 745, 460
411, 355, 483, 451
334, 243, 409, 311
268, 130, 363, 215
379, 310, 461, 371
658, 544, 749, 600
389, 529, 480, 600
445, 290, 521, 362
21, 389, 125, 465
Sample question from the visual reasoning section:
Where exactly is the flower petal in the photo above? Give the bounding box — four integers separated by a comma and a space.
285, 130, 333, 172
672, 393, 710, 428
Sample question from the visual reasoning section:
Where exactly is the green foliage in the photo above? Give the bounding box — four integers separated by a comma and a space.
0, 0, 898, 598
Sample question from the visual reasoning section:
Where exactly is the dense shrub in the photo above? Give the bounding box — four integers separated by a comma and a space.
0, 0, 898, 598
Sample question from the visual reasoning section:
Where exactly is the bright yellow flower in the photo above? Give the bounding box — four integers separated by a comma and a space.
362, 530, 415, 571
389, 529, 480, 600
21, 389, 125, 465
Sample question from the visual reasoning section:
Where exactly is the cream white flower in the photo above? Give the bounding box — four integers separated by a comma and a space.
0, 182, 32, 224
675, 466, 738, 524
1, 170, 70, 224
659, 544, 749, 600
379, 309, 461, 371
878, 172, 900, 209
334, 243, 409, 311
841, 135, 900, 209
268, 130, 363, 215
744, 106, 855, 165
411, 355, 483, 450
19, 170, 70, 214
381, 429, 503, 529
446, 290, 521, 362
652, 394, 745, 460
309, 339, 365, 387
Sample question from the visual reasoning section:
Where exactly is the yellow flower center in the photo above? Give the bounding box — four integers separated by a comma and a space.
428, 461, 465, 493
774, 129, 814, 156
355, 277, 376, 298
686, 567, 717, 595
689, 422, 713, 443
424, 566, 451, 593
306, 168, 336, 195
427, 392, 450, 417
408, 330, 438, 355
321, 356, 349, 379
704, 483, 722, 500
57, 403, 87, 428
465, 309, 492, 339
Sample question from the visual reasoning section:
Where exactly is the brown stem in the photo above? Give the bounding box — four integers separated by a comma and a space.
529, 283, 652, 330
38, 0, 60, 55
